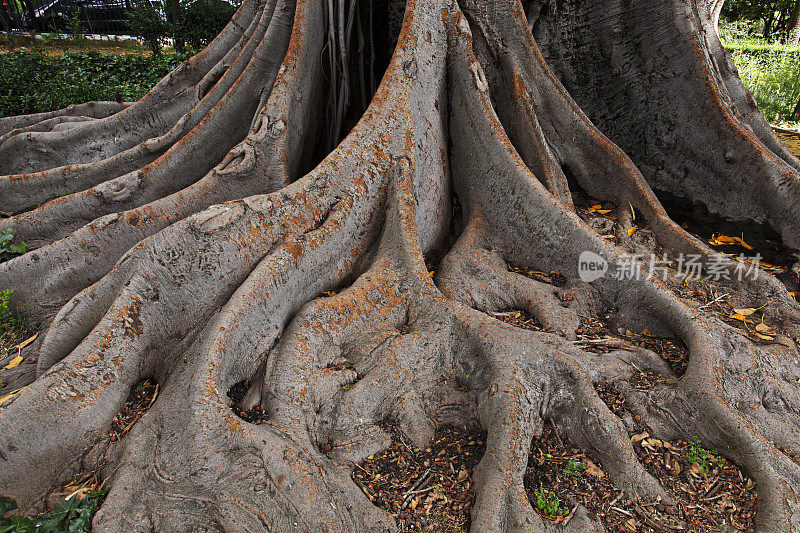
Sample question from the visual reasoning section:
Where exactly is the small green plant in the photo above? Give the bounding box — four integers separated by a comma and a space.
533, 488, 568, 517
455, 368, 469, 391
562, 459, 585, 477
687, 438, 724, 474
65, 13, 87, 48
0, 491, 106, 532
0, 230, 26, 262
0, 289, 17, 332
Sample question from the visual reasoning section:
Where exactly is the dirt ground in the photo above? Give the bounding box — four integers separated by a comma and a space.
0, 33, 166, 56
775, 128, 800, 158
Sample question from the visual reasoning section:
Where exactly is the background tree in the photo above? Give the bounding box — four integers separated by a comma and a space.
1, 0, 800, 531
723, 0, 800, 41
127, 0, 168, 56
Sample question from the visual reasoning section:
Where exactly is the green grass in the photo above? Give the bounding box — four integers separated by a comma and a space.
721, 22, 800, 126
0, 50, 187, 117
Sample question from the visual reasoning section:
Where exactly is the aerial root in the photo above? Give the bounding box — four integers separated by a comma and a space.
0, 101, 132, 139
94, 160, 432, 532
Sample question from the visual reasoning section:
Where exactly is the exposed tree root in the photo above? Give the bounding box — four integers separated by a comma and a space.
2, 0, 800, 531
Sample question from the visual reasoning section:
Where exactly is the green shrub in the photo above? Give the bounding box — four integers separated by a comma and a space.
728, 46, 800, 123
0, 51, 186, 117
0, 230, 26, 262
0, 491, 106, 532
562, 459, 585, 477
178, 0, 236, 50
128, 0, 169, 56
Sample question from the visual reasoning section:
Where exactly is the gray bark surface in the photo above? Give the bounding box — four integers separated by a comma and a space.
1, 0, 800, 531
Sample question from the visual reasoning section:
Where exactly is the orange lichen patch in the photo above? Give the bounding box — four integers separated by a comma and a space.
226, 413, 245, 437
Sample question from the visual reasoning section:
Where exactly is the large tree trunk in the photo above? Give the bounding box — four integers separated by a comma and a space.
1, 0, 800, 531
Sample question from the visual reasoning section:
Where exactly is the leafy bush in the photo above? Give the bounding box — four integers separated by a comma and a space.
178, 0, 236, 50
0, 51, 186, 117
0, 230, 26, 262
728, 45, 800, 123
128, 0, 169, 56
0, 491, 106, 533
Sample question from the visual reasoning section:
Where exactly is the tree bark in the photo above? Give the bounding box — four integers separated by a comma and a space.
1, 0, 800, 531
708, 0, 725, 36
788, 0, 800, 45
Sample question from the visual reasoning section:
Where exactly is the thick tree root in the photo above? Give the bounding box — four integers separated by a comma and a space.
0, 101, 132, 138
2, 0, 800, 531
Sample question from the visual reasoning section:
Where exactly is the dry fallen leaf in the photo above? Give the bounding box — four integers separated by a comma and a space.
755, 322, 776, 334
729, 313, 748, 321
584, 459, 605, 478
733, 307, 757, 316
13, 332, 38, 351
627, 226, 638, 237
0, 387, 25, 406
2, 355, 23, 370
631, 431, 649, 445
754, 332, 775, 341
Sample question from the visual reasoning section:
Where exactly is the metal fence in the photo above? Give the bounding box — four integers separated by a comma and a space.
1, 0, 138, 36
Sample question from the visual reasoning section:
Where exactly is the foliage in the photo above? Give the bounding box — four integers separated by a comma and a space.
0, 231, 26, 263
721, 22, 800, 124
532, 488, 568, 517
0, 491, 106, 533
177, 0, 236, 50
0, 51, 186, 117
562, 459, 585, 477
687, 438, 725, 474
127, 0, 169, 56
64, 12, 86, 46
722, 0, 800, 42
0, 290, 16, 333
